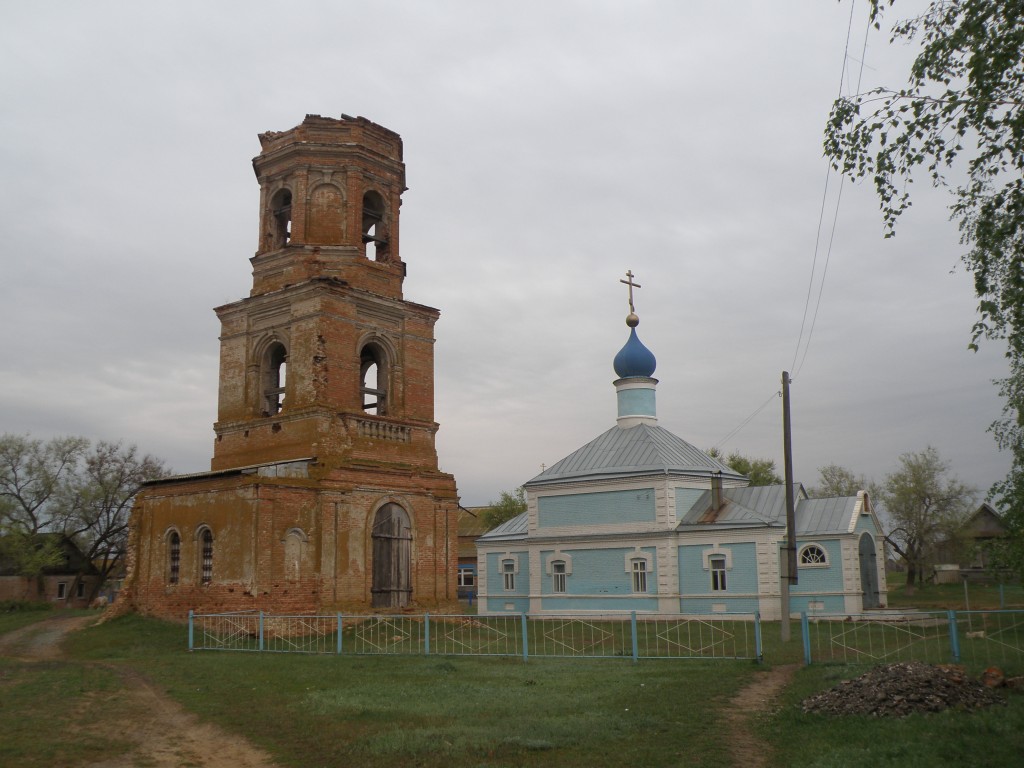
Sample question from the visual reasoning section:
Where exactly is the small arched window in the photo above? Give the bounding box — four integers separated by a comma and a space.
270, 188, 292, 249
199, 528, 214, 584
360, 343, 387, 415
551, 560, 567, 593
361, 190, 389, 262
168, 531, 181, 585
261, 342, 287, 416
631, 559, 648, 593
800, 544, 829, 566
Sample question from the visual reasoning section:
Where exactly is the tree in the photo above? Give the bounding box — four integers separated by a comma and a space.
876, 447, 976, 589
0, 434, 166, 600
809, 463, 867, 498
824, 1, 1024, 571
708, 448, 783, 486
480, 487, 527, 530
60, 441, 167, 599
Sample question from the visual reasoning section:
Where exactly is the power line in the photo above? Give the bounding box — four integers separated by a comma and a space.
713, 390, 781, 452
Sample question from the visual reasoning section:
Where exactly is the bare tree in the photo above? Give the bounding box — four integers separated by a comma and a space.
0, 434, 166, 601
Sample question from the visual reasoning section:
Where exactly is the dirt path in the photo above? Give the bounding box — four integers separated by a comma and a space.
722, 664, 799, 768
0, 614, 280, 768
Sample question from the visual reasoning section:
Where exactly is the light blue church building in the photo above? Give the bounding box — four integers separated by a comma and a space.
476, 287, 888, 619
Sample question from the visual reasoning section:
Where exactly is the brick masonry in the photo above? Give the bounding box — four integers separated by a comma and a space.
119, 115, 461, 621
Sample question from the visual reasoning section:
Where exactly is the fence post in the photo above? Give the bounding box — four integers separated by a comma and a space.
948, 610, 961, 663
188, 610, 194, 651
521, 613, 529, 662
425, 613, 431, 656
754, 611, 763, 663
336, 613, 343, 655
259, 611, 265, 652
630, 611, 639, 663
801, 612, 811, 665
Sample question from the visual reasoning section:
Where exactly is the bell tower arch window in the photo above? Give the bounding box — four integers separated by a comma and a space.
270, 188, 292, 249
360, 342, 388, 415
261, 342, 288, 416
361, 190, 389, 262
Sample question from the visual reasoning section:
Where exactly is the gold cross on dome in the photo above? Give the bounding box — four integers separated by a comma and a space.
620, 270, 641, 314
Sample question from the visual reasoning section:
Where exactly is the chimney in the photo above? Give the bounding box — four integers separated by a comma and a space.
711, 471, 723, 512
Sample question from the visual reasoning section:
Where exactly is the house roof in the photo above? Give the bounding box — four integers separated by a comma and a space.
678, 485, 860, 534
0, 533, 100, 577
524, 423, 747, 488
477, 485, 867, 543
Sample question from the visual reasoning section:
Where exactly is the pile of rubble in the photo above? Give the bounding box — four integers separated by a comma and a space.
801, 662, 1012, 717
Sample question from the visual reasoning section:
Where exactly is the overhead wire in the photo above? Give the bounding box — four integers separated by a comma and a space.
715, 0, 872, 449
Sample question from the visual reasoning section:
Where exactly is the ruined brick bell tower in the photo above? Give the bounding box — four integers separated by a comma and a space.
125, 115, 460, 617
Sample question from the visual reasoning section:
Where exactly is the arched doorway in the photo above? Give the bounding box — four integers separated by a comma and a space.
859, 533, 880, 609
371, 503, 412, 608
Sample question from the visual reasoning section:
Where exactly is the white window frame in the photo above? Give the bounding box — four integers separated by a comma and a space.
501, 559, 516, 591
56, 582, 67, 600
710, 556, 727, 591
551, 560, 567, 593
631, 559, 648, 593
457, 567, 475, 588
799, 543, 829, 567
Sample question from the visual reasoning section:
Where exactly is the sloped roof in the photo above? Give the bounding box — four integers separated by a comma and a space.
476, 512, 529, 543
477, 486, 864, 542
678, 485, 860, 535
524, 424, 746, 487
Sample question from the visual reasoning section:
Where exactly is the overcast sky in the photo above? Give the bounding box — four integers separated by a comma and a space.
0, 1, 1010, 506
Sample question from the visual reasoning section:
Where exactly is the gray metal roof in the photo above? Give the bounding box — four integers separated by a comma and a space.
677, 485, 859, 535
524, 424, 747, 487
476, 511, 529, 543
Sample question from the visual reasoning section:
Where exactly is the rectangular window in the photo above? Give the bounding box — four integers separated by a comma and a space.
552, 561, 566, 593
76, 581, 85, 599
502, 560, 515, 591
457, 568, 475, 588
632, 559, 648, 593
710, 556, 727, 591
57, 582, 67, 600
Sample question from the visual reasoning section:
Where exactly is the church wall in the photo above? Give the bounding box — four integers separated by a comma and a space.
481, 549, 530, 613
537, 546, 658, 596
536, 488, 656, 529
673, 487, 706, 521
678, 541, 759, 614
539, 596, 661, 612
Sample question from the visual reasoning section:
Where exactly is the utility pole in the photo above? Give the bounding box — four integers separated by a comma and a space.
780, 371, 798, 641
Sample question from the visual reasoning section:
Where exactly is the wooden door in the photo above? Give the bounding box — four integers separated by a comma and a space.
371, 503, 412, 608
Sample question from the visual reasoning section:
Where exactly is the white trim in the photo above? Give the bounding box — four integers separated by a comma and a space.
701, 545, 733, 570
624, 547, 653, 573
798, 543, 829, 568
544, 551, 573, 576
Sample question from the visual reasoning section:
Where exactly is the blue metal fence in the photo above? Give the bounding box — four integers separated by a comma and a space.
801, 609, 1024, 668
189, 610, 763, 662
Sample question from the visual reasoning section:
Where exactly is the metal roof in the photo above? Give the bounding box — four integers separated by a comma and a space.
524, 424, 746, 487
678, 485, 859, 535
476, 511, 529, 543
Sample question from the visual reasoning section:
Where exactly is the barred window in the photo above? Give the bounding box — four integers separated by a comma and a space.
201, 528, 213, 584
169, 531, 181, 585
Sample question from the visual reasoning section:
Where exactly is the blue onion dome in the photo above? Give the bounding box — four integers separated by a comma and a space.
613, 317, 657, 378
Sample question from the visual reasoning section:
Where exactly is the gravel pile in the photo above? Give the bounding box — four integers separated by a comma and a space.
801, 662, 1007, 717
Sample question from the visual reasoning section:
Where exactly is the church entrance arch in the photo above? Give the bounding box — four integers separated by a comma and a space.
858, 533, 880, 609
371, 503, 412, 608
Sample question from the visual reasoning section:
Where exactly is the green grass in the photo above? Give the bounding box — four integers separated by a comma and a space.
4, 610, 1023, 767
885, 572, 1024, 611
764, 664, 1024, 768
